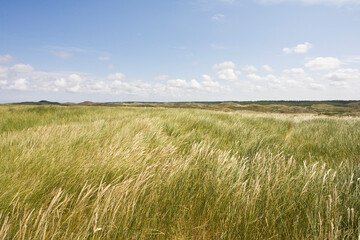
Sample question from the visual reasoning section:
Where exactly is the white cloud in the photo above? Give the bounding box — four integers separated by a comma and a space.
167, 79, 188, 88
283, 42, 312, 54
10, 64, 34, 73
254, 72, 310, 89
243, 65, 258, 72
283, 68, 305, 74
0, 59, 157, 96
0, 66, 8, 78
330, 81, 348, 88
217, 69, 238, 81
67, 85, 81, 93
282, 48, 292, 54
247, 73, 264, 81
213, 61, 235, 70
189, 79, 202, 89
164, 75, 223, 94
213, 61, 238, 81
51, 51, 73, 59
305, 57, 341, 71
68, 74, 84, 83
167, 79, 202, 89
201, 74, 221, 91
212, 14, 225, 21
202, 74, 213, 82
236, 81, 265, 92
0, 58, 227, 97
0, 54, 16, 64
308, 83, 325, 90
54, 78, 67, 88
95, 80, 152, 95
323, 68, 360, 88
108, 72, 126, 80
7, 78, 28, 90
262, 65, 273, 72
155, 74, 169, 81
53, 74, 85, 92
87, 81, 110, 92
98, 56, 110, 61
265, 74, 285, 89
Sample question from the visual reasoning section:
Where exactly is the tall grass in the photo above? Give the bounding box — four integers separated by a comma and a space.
0, 106, 359, 239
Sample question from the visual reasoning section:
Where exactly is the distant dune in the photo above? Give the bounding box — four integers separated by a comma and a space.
6, 100, 360, 116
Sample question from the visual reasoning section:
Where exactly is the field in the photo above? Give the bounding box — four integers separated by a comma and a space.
0, 105, 359, 239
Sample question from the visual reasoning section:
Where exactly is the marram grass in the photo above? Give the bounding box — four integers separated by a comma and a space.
0, 106, 359, 239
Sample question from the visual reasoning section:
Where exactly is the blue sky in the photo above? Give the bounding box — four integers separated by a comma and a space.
1, 0, 359, 102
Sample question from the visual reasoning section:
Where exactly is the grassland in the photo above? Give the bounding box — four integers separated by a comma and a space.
13, 100, 360, 116
0, 105, 359, 239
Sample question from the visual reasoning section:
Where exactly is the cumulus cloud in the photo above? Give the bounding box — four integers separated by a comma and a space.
10, 64, 34, 73
201, 74, 221, 91
308, 83, 325, 90
323, 68, 360, 81
243, 69, 318, 90
323, 68, 360, 88
213, 61, 238, 81
262, 65, 273, 72
0, 57, 228, 97
0, 80, 7, 86
108, 72, 126, 80
202, 74, 213, 82
305, 57, 341, 71
212, 14, 225, 21
243, 65, 258, 72
0, 54, 16, 64
6, 78, 28, 91
0, 66, 8, 78
67, 85, 81, 93
329, 81, 348, 88
54, 78, 67, 88
50, 74, 85, 92
217, 69, 238, 81
283, 42, 312, 54
167, 79, 202, 90
247, 73, 264, 81
51, 51, 73, 59
68, 74, 84, 83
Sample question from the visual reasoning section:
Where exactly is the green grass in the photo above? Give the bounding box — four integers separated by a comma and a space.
0, 106, 359, 239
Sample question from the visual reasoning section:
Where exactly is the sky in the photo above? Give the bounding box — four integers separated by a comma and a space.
0, 0, 360, 103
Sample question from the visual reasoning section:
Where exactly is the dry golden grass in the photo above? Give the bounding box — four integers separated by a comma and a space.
0, 106, 359, 239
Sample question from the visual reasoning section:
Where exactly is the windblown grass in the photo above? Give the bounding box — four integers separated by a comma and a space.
0, 106, 359, 239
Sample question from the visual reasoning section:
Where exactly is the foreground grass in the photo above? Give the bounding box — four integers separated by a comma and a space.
0, 106, 359, 239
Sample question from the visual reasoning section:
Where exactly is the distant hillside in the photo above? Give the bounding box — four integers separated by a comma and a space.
5, 100, 360, 116
13, 100, 62, 105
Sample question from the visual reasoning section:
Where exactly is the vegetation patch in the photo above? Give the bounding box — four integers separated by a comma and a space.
0, 106, 359, 239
